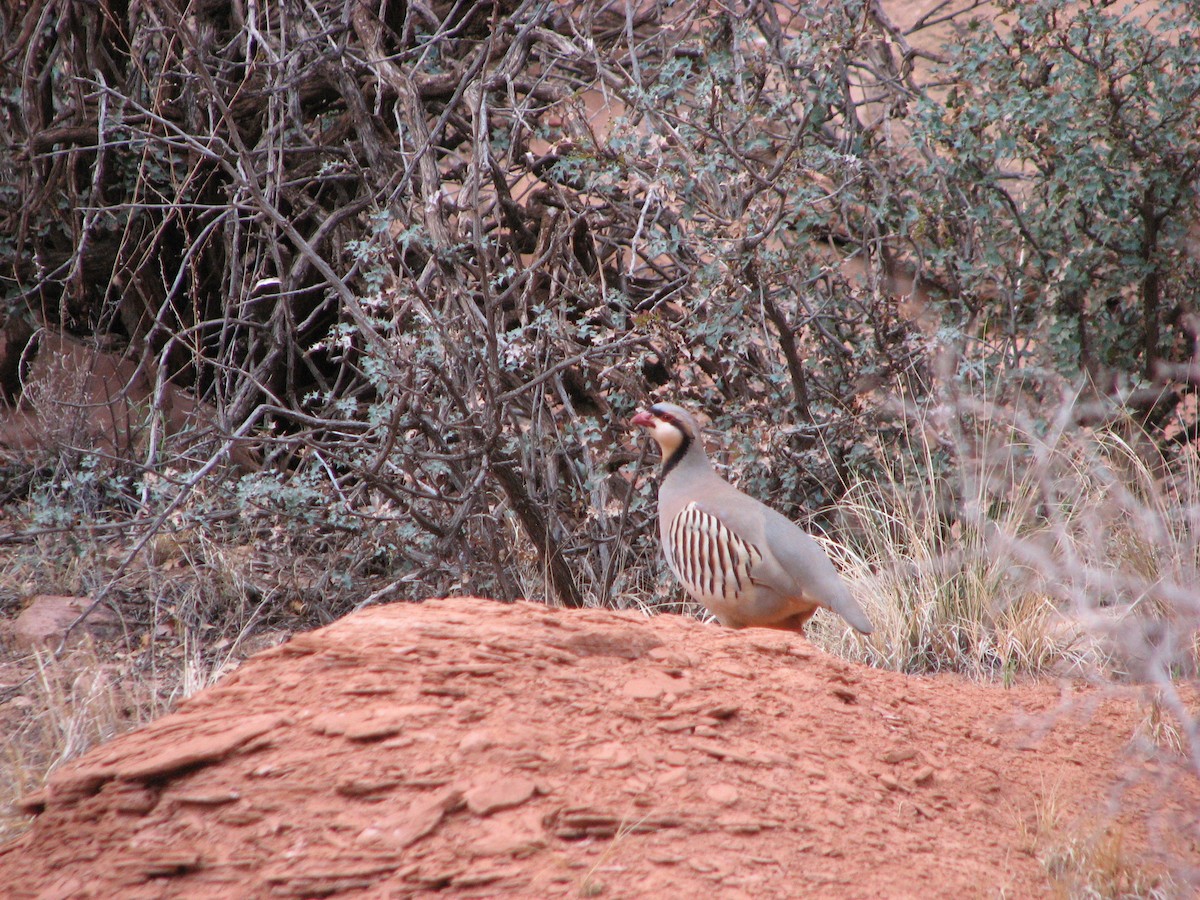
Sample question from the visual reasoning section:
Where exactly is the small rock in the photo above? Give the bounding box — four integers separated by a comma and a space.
716, 817, 763, 834
657, 768, 688, 787
646, 647, 693, 667
458, 730, 496, 753
470, 806, 546, 857
878, 773, 901, 791
884, 748, 917, 764
623, 678, 664, 699
344, 705, 443, 741
336, 777, 399, 798
113, 785, 158, 815
591, 742, 633, 768
706, 783, 740, 806
914, 766, 936, 786
373, 787, 463, 848
118, 714, 284, 781
690, 739, 757, 765
621, 672, 682, 700
713, 662, 752, 679
464, 777, 537, 816
46, 766, 114, 804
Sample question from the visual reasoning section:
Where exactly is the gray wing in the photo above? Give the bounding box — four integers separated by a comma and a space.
693, 494, 874, 635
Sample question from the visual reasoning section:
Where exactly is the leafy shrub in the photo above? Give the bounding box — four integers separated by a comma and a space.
0, 0, 1196, 666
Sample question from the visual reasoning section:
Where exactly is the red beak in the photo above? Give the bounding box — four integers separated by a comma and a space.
630, 410, 655, 428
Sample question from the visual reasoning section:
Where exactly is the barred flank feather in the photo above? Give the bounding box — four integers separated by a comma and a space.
666, 502, 762, 604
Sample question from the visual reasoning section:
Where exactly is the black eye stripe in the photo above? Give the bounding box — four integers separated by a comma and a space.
650, 407, 680, 429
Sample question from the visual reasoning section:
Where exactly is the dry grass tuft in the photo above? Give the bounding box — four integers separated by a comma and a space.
811, 395, 1199, 694
1010, 779, 1182, 899
1, 643, 159, 842
0, 635, 240, 843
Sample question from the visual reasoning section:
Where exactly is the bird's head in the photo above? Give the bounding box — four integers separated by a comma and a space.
631, 402, 703, 471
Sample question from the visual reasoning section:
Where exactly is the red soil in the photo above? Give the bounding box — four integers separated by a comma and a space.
1, 597, 1196, 898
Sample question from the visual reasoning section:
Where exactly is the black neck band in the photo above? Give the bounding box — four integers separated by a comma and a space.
661, 431, 691, 479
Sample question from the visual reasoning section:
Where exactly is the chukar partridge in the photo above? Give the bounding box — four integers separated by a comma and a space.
632, 402, 873, 635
